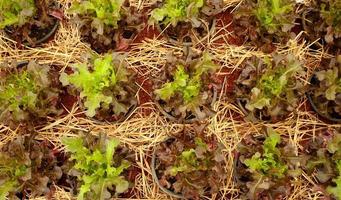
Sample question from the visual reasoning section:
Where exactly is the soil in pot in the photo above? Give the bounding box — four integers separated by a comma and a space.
151, 125, 227, 199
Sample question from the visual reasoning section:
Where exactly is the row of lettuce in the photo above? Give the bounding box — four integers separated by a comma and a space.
1, 51, 340, 127
1, 126, 341, 199
0, 0, 340, 51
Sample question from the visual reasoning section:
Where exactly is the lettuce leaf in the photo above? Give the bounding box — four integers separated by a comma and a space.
0, 0, 36, 28
245, 55, 302, 111
60, 54, 129, 117
155, 52, 218, 104
62, 136, 130, 200
327, 160, 341, 200
150, 0, 204, 26
315, 67, 341, 101
254, 0, 294, 33
68, 0, 124, 33
244, 128, 288, 178
0, 61, 58, 124
321, 0, 341, 35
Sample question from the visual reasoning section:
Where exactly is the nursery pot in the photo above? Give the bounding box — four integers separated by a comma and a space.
155, 86, 218, 123
306, 75, 341, 123
4, 0, 60, 47
5, 19, 59, 46
151, 140, 185, 199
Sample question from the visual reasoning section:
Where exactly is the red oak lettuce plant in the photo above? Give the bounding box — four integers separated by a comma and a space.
0, 61, 60, 126
235, 128, 301, 199
154, 52, 219, 122
153, 128, 226, 199
0, 136, 62, 199
60, 54, 137, 120
235, 54, 305, 121
62, 135, 131, 200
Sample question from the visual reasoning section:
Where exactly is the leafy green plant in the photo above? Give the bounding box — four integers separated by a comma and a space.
155, 52, 218, 105
0, 0, 36, 28
327, 160, 341, 200
320, 0, 341, 43
154, 52, 218, 122
236, 54, 304, 121
315, 67, 341, 101
254, 0, 295, 33
233, 0, 297, 51
235, 128, 301, 199
154, 131, 226, 199
60, 54, 135, 118
305, 132, 341, 199
0, 61, 60, 124
0, 136, 62, 199
244, 129, 287, 178
68, 0, 124, 33
168, 138, 212, 176
150, 0, 204, 26
246, 55, 302, 111
308, 58, 341, 120
62, 136, 130, 200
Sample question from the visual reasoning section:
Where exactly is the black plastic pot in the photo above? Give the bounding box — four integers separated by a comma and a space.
306, 75, 341, 123
151, 146, 185, 199
155, 86, 218, 123
5, 19, 59, 47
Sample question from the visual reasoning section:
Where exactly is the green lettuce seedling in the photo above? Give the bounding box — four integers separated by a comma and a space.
0, 136, 62, 199
168, 138, 211, 176
60, 54, 129, 117
68, 0, 124, 33
315, 67, 341, 101
254, 0, 295, 33
0, 0, 36, 28
62, 137, 130, 200
321, 0, 341, 36
325, 134, 341, 199
0, 62, 57, 123
327, 160, 341, 200
246, 55, 302, 111
150, 0, 204, 26
0, 156, 28, 199
244, 128, 288, 178
155, 52, 218, 104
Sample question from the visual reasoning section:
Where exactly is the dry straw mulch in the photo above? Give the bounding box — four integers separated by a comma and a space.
0, 0, 340, 199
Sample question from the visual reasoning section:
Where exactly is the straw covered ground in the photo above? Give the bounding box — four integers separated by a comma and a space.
0, 0, 340, 199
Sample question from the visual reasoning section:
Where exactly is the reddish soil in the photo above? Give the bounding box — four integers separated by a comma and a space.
213, 67, 241, 94
121, 165, 142, 198
133, 25, 161, 44
214, 10, 244, 46
59, 91, 78, 114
